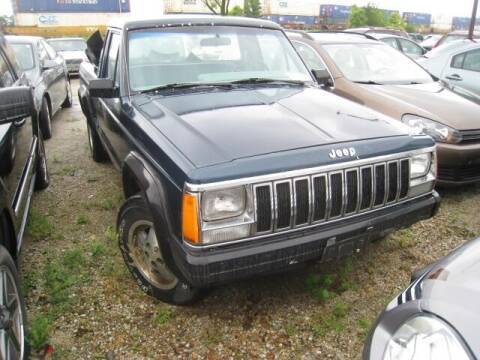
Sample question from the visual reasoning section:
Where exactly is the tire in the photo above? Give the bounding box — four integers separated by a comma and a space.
118, 196, 202, 305
35, 131, 49, 191
0, 245, 28, 359
61, 80, 72, 108
39, 98, 52, 140
86, 121, 109, 163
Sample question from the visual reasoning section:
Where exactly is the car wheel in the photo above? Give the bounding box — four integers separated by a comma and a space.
39, 98, 52, 140
35, 131, 49, 191
86, 121, 109, 163
61, 80, 72, 108
118, 196, 202, 305
0, 245, 28, 360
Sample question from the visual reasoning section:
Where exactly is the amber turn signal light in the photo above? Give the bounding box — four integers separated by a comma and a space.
182, 193, 200, 244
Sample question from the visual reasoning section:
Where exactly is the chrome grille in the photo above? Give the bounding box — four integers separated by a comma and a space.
253, 158, 410, 235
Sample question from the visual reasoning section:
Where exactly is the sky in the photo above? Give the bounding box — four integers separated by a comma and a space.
0, 0, 478, 17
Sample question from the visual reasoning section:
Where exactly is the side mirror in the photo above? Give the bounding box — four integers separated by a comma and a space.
312, 69, 334, 88
41, 59, 57, 71
88, 78, 118, 98
0, 86, 35, 124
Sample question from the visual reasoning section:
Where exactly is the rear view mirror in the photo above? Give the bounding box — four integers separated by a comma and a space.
0, 86, 35, 124
312, 69, 334, 88
86, 30, 104, 66
88, 78, 118, 98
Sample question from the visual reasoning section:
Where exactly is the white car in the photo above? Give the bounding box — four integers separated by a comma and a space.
419, 39, 480, 99
46, 37, 88, 74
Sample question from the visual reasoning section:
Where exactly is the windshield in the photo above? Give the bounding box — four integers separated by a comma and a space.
48, 39, 86, 52
324, 43, 433, 84
127, 26, 313, 92
10, 43, 35, 70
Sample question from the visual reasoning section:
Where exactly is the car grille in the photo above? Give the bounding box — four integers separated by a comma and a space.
438, 165, 480, 181
66, 59, 83, 64
460, 129, 480, 144
253, 158, 410, 234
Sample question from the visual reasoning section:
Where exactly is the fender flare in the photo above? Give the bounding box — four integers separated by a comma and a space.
119, 151, 182, 277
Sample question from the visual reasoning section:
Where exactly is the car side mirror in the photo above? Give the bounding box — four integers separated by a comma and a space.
88, 78, 118, 98
41, 59, 56, 71
0, 86, 35, 124
312, 69, 334, 88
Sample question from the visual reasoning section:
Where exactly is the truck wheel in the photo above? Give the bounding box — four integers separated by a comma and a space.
61, 80, 73, 108
118, 196, 202, 305
87, 121, 109, 162
0, 245, 28, 359
39, 98, 52, 140
35, 132, 49, 191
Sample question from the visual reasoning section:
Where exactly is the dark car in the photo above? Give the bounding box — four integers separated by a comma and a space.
0, 32, 50, 359
46, 37, 88, 74
288, 31, 480, 185
371, 33, 427, 59
6, 35, 72, 139
364, 237, 480, 359
78, 16, 439, 305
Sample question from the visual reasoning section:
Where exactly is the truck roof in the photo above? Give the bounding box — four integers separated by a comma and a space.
108, 15, 281, 31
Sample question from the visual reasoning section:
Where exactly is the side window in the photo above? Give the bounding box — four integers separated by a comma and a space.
451, 53, 465, 69
0, 53, 15, 87
463, 49, 480, 72
103, 33, 120, 80
38, 42, 48, 63
382, 38, 399, 50
399, 39, 423, 55
292, 41, 326, 71
42, 40, 57, 59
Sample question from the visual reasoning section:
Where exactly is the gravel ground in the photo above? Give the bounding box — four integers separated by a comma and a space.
20, 79, 480, 359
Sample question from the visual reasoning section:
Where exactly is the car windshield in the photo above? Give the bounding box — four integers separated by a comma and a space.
323, 43, 433, 85
127, 26, 313, 92
48, 39, 86, 52
10, 43, 35, 70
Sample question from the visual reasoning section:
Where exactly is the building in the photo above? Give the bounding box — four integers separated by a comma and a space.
11, 0, 164, 27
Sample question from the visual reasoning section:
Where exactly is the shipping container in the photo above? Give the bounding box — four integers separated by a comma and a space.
402, 12, 432, 26
319, 4, 350, 20
15, 0, 131, 13
262, 14, 318, 26
452, 16, 480, 30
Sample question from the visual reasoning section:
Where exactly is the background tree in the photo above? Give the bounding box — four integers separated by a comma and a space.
348, 6, 368, 27
387, 12, 406, 29
348, 3, 390, 28
201, 0, 231, 15
244, 0, 262, 17
229, 5, 244, 16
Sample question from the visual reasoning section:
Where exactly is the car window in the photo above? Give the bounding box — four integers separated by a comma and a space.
292, 41, 326, 71
104, 33, 120, 80
381, 37, 399, 50
0, 53, 15, 87
463, 49, 480, 72
451, 52, 465, 69
399, 39, 423, 55
37, 42, 48, 62
10, 43, 35, 70
42, 40, 57, 59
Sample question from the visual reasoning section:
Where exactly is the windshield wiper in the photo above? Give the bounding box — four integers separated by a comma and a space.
229, 78, 306, 86
139, 82, 234, 94
354, 80, 383, 85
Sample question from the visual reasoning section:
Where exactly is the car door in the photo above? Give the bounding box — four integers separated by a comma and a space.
39, 40, 65, 113
445, 48, 480, 96
0, 50, 34, 227
397, 38, 425, 59
96, 31, 123, 165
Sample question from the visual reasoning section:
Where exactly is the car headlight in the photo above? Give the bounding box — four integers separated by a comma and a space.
384, 314, 472, 360
402, 115, 461, 144
410, 153, 431, 179
202, 187, 246, 221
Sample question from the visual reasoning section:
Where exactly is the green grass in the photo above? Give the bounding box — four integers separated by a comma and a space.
154, 309, 174, 326
89, 241, 108, 258
76, 214, 89, 225
395, 228, 415, 248
312, 301, 349, 337
357, 317, 372, 339
105, 226, 117, 243
285, 323, 298, 337
29, 314, 51, 350
27, 209, 54, 241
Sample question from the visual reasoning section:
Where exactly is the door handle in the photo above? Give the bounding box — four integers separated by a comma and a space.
446, 74, 462, 81
13, 117, 26, 127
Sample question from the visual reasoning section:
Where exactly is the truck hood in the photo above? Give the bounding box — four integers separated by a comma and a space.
134, 86, 410, 168
360, 82, 480, 130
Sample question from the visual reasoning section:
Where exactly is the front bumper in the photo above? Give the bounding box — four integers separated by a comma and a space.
170, 192, 440, 287
437, 143, 480, 185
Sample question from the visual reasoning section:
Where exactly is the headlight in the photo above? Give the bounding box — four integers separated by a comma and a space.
410, 153, 431, 179
402, 115, 461, 144
202, 187, 246, 221
384, 314, 472, 360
